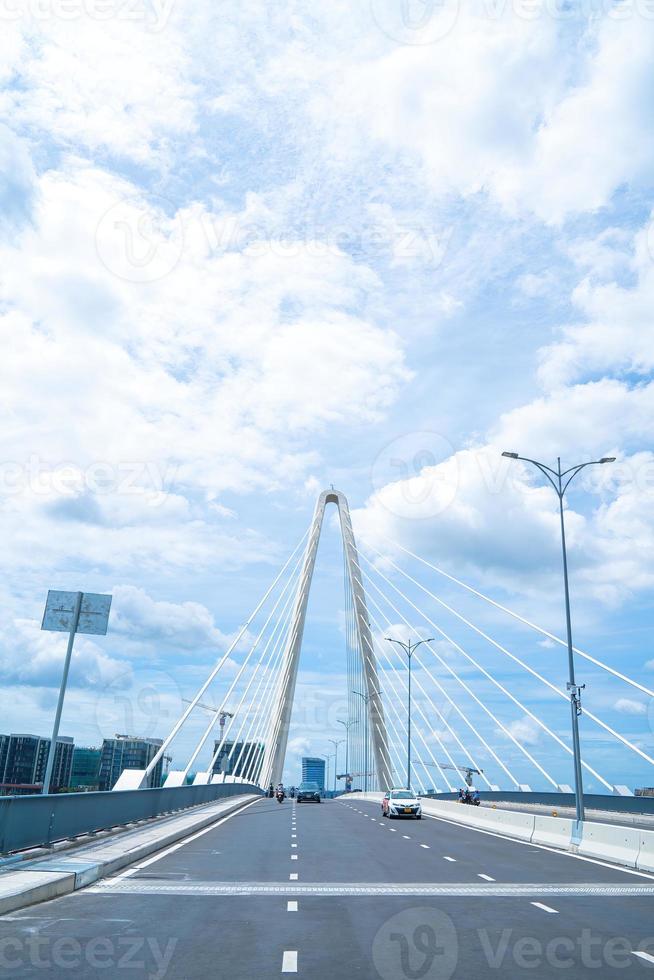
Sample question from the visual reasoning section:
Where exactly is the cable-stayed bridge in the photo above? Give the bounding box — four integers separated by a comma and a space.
3, 488, 654, 978
107, 487, 652, 799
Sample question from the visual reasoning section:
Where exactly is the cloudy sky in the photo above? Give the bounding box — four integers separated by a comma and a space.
1, 0, 653, 792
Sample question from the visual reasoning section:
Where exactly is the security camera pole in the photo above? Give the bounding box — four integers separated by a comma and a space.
501, 453, 615, 825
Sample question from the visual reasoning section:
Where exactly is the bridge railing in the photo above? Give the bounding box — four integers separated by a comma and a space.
0, 781, 263, 855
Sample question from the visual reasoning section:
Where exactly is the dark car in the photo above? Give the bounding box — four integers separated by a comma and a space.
296, 781, 321, 803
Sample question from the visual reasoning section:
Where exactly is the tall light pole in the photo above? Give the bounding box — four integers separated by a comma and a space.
385, 637, 434, 792
502, 452, 615, 825
328, 738, 344, 793
352, 689, 382, 792
319, 754, 332, 796
337, 719, 357, 791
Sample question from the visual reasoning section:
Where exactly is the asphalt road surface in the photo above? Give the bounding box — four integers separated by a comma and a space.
2, 796, 654, 978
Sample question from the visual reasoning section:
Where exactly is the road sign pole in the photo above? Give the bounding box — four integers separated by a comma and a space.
42, 591, 83, 796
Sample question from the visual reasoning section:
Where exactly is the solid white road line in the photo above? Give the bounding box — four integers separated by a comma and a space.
443, 856, 456, 862
530, 902, 559, 914
282, 950, 298, 972
287, 901, 298, 912
108, 797, 263, 882
421, 811, 654, 881
633, 951, 654, 965
289, 874, 298, 880
478, 874, 495, 882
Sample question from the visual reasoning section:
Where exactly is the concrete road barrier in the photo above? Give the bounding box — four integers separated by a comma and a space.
637, 829, 654, 873
532, 814, 574, 849
578, 821, 641, 868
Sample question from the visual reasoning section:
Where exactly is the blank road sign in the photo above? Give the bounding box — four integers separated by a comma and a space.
41, 590, 112, 635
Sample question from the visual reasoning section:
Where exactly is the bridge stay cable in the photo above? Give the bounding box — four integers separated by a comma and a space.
364, 545, 654, 777
363, 555, 613, 791
379, 536, 654, 701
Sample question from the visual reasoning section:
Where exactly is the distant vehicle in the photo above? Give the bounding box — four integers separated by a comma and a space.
296, 781, 321, 803
382, 788, 422, 819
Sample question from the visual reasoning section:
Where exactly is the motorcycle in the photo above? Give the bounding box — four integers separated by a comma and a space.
276, 790, 285, 803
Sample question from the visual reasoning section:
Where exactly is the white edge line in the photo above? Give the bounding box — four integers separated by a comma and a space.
109, 797, 263, 882
633, 950, 654, 964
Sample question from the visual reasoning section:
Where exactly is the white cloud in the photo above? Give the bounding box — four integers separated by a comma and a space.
614, 698, 648, 716
499, 717, 542, 746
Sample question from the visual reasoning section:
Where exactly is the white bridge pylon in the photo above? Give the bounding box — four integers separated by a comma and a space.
261, 489, 393, 789
113, 488, 392, 793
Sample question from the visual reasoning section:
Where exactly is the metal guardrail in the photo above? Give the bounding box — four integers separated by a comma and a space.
424, 791, 654, 815
0, 782, 263, 855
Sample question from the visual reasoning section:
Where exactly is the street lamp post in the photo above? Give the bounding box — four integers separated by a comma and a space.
352, 689, 382, 793
328, 738, 344, 793
385, 637, 435, 792
337, 719, 357, 791
502, 452, 615, 825
319, 754, 333, 796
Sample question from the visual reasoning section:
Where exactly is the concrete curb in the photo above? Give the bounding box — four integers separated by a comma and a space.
0, 794, 259, 916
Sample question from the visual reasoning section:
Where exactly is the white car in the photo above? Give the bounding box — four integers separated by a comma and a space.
382, 788, 422, 819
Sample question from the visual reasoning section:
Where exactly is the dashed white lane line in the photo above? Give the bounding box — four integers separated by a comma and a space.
531, 902, 559, 914
292, 843, 297, 848
420, 844, 430, 849
633, 951, 654, 965
292, 834, 297, 838
291, 855, 298, 861
402, 835, 411, 840
287, 901, 298, 912
478, 874, 495, 882
389, 829, 397, 833
282, 950, 298, 973
443, 856, 456, 862
289, 874, 298, 880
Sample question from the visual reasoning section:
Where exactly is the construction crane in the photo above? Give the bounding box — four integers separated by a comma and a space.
182, 698, 235, 742
420, 761, 484, 786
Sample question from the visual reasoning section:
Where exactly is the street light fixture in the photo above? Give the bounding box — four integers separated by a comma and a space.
501, 452, 615, 825
337, 719, 358, 790
352, 689, 382, 793
328, 738, 344, 793
385, 637, 435, 792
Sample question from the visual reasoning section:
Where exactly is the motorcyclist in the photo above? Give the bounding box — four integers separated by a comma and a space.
457, 788, 465, 803
276, 782, 285, 801
268, 783, 274, 798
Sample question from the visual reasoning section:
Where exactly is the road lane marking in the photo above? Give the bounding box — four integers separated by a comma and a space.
291, 855, 298, 860
107, 797, 263, 882
389, 829, 397, 832
287, 901, 298, 912
86, 881, 654, 897
292, 843, 297, 848
282, 950, 297, 972
478, 874, 495, 882
292, 834, 297, 838
633, 951, 654, 965
420, 844, 430, 849
531, 902, 559, 914
443, 856, 456, 862
402, 835, 411, 839
289, 874, 298, 880
421, 812, 654, 881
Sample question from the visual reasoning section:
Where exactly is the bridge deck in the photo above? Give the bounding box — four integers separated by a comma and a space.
1, 797, 654, 977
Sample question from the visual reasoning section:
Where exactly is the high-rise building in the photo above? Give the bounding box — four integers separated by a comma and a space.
71, 747, 101, 790
301, 757, 326, 790
0, 734, 74, 793
212, 741, 263, 781
0, 735, 8, 783
98, 735, 163, 791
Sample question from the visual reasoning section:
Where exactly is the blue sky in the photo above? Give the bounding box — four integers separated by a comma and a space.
1, 1, 653, 791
